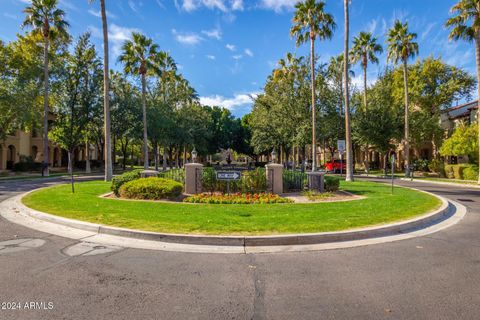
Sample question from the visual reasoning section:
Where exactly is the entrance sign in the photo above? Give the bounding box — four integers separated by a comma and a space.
216, 171, 241, 181
337, 140, 346, 154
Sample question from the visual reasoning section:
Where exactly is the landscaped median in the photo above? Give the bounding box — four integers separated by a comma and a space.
21, 180, 442, 236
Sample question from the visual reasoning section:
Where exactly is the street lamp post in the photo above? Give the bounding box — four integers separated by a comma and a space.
271, 149, 277, 163
191, 147, 198, 164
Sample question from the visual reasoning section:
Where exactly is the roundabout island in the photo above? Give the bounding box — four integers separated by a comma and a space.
19, 170, 444, 238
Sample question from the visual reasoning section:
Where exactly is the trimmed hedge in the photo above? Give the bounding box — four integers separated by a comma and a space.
463, 165, 478, 181
325, 176, 340, 192
443, 164, 478, 181
13, 156, 41, 172
119, 177, 183, 200
111, 169, 143, 196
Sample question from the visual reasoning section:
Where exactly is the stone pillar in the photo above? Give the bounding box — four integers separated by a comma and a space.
307, 172, 325, 193
185, 163, 203, 195
265, 163, 283, 194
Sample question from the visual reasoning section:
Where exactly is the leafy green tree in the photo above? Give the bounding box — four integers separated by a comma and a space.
119, 32, 160, 169
387, 20, 419, 177
445, 0, 480, 182
291, 0, 336, 171
22, 0, 69, 176
352, 68, 403, 173
353, 106, 402, 174
110, 71, 142, 170
440, 123, 479, 163
395, 58, 475, 157
50, 34, 98, 191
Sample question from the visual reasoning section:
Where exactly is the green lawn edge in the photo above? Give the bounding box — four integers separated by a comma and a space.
21, 180, 442, 236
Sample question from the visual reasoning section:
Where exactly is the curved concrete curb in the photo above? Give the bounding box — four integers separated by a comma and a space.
0, 191, 466, 254
399, 178, 480, 189
6, 186, 450, 247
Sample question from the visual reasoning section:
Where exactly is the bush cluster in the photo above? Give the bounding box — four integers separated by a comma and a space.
324, 176, 340, 192
111, 169, 143, 196
183, 192, 292, 204
13, 156, 41, 172
119, 177, 183, 200
444, 164, 478, 181
428, 159, 445, 176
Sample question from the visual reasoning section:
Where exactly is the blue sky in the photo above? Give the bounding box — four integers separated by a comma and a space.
0, 0, 477, 117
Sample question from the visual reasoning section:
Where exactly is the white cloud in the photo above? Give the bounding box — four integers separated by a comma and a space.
351, 74, 377, 90
58, 0, 78, 11
206, 55, 216, 60
155, 0, 165, 9
199, 92, 259, 111
365, 19, 377, 35
88, 9, 117, 19
226, 44, 236, 51
421, 22, 437, 41
244, 48, 253, 57
232, 54, 243, 60
259, 0, 299, 13
231, 0, 244, 10
3, 12, 18, 20
172, 29, 203, 45
175, 0, 243, 12
201, 28, 222, 40
128, 0, 140, 13
89, 23, 140, 57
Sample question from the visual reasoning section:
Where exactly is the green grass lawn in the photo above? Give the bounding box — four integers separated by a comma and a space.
21, 180, 441, 235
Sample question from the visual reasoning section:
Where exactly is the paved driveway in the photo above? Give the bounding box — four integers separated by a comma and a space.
0, 177, 479, 319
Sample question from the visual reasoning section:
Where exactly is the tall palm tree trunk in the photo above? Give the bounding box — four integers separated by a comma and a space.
42, 37, 50, 177
476, 35, 480, 184
403, 60, 410, 177
141, 73, 149, 170
344, 0, 354, 182
363, 63, 369, 174
101, 0, 113, 181
310, 36, 317, 172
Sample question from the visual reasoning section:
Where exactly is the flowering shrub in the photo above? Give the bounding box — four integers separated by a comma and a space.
183, 192, 293, 204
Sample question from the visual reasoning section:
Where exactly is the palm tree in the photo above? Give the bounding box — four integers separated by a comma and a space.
351, 31, 383, 174
351, 31, 383, 111
387, 20, 418, 178
89, 0, 113, 181
343, 0, 354, 182
119, 32, 159, 170
156, 51, 177, 104
22, 0, 69, 177
290, 0, 336, 172
446, 0, 480, 183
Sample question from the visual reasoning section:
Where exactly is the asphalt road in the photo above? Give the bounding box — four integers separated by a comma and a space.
0, 177, 479, 320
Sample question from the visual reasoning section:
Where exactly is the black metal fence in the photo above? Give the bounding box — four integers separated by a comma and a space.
158, 168, 185, 184
201, 167, 267, 193
283, 170, 307, 191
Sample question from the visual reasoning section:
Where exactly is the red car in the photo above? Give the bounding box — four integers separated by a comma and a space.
325, 159, 346, 173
